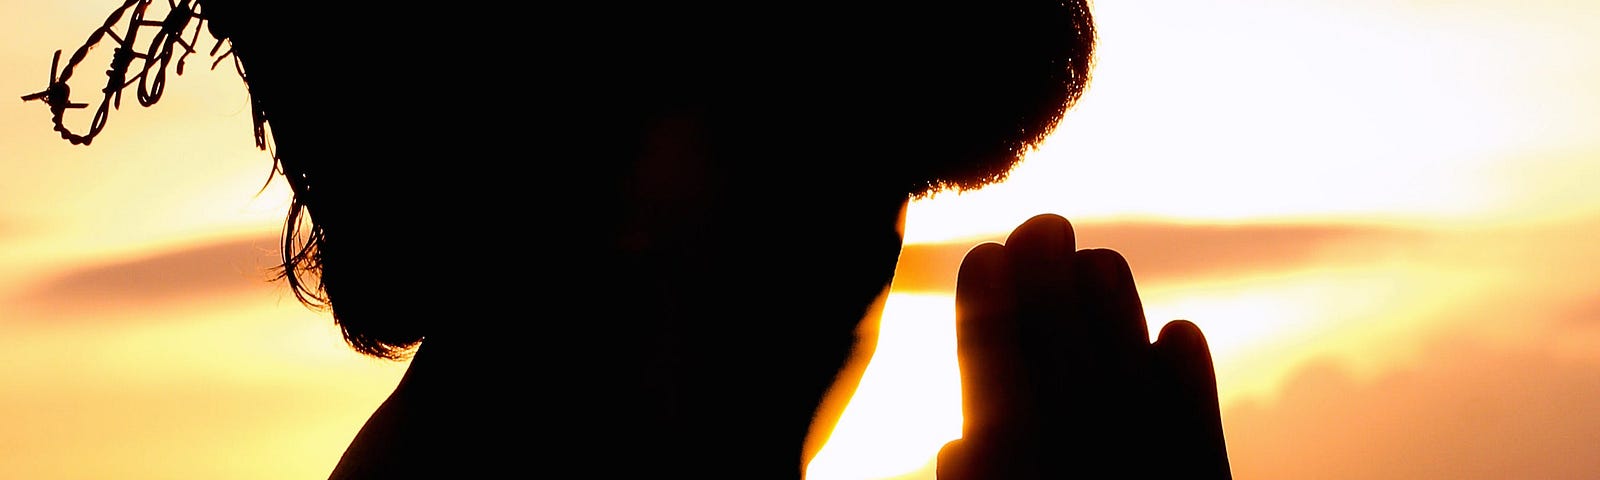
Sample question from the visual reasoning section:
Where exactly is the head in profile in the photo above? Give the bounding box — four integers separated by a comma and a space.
33, 1, 1095, 477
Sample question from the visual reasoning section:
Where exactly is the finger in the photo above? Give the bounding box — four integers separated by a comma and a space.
1066, 248, 1152, 463
1001, 214, 1078, 411
1001, 214, 1094, 474
1069, 248, 1149, 409
1148, 320, 1233, 479
1070, 248, 1151, 377
954, 241, 1027, 439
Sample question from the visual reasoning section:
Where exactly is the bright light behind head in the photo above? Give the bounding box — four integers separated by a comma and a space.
806, 294, 962, 480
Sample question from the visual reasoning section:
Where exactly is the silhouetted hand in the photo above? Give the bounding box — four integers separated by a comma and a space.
936, 214, 1232, 479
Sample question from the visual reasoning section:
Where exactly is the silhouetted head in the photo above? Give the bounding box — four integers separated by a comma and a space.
205, 0, 1095, 475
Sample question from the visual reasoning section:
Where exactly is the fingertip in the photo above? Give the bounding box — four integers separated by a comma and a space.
1073, 248, 1133, 280
1155, 320, 1213, 359
959, 242, 1008, 277
1072, 248, 1139, 305
1016, 212, 1074, 231
1004, 213, 1076, 256
956, 241, 1012, 305
1154, 320, 1219, 385
1152, 320, 1223, 401
1150, 320, 1233, 479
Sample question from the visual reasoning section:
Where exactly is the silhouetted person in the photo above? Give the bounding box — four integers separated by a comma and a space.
27, 1, 1231, 478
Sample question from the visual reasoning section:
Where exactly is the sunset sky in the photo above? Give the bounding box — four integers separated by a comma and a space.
4, 1, 1599, 479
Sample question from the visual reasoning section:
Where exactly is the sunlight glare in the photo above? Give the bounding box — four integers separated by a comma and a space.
806, 293, 962, 480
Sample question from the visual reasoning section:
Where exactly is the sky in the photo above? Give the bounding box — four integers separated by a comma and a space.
3, 1, 1599, 479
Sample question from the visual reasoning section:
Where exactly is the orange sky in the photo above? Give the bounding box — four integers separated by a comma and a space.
3, 1, 1599, 479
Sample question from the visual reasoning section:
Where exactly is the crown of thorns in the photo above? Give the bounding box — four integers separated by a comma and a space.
20, 0, 263, 148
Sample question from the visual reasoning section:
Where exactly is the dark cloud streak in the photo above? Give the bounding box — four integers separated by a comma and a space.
892, 221, 1427, 293
14, 234, 283, 315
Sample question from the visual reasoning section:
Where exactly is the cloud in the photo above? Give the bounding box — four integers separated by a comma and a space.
891, 221, 1424, 293
14, 234, 284, 315
1560, 297, 1600, 327
1223, 341, 1600, 480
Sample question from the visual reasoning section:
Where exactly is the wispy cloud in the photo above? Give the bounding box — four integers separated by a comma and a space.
1225, 339, 1600, 480
12, 234, 283, 317
892, 221, 1426, 293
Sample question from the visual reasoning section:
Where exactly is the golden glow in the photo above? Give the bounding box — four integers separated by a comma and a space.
903, 1, 1600, 245
0, 292, 405, 479
814, 1, 1600, 477
806, 294, 962, 480
1140, 263, 1499, 407
4, 0, 1600, 479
